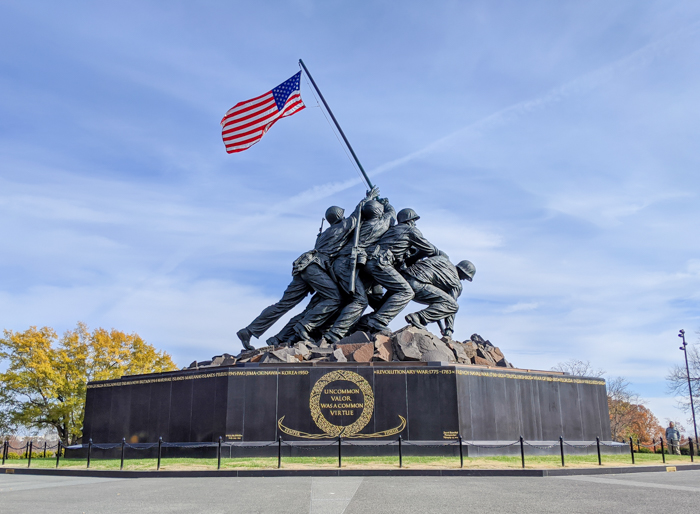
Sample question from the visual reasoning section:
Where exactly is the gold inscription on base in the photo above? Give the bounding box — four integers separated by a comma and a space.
278, 370, 406, 439
443, 431, 459, 439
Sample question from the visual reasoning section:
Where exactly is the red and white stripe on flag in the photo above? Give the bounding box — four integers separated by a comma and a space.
221, 71, 305, 153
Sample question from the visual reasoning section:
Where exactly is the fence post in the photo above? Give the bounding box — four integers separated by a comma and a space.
24, 441, 29, 459
87, 438, 92, 469
56, 441, 61, 468
157, 437, 163, 471
596, 437, 601, 466
636, 437, 640, 453
278, 436, 282, 469
2, 440, 7, 465
338, 437, 342, 468
660, 437, 666, 463
458, 435, 464, 469
398, 435, 402, 468
689, 438, 694, 462
27, 441, 33, 468
559, 436, 565, 467
120, 438, 125, 471
43, 441, 47, 459
629, 437, 634, 464
652, 437, 656, 453
217, 436, 222, 470
519, 436, 525, 469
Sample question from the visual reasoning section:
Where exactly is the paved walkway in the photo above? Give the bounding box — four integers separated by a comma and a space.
1, 470, 699, 513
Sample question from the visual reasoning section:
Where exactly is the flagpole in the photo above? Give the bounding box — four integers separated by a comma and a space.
299, 59, 374, 190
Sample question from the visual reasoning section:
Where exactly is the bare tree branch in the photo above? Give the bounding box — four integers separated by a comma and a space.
666, 338, 700, 420
551, 359, 606, 378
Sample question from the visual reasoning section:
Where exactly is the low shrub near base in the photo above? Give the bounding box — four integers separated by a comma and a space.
3, 451, 56, 460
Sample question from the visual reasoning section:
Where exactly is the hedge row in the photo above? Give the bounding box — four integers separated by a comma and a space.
2, 451, 57, 460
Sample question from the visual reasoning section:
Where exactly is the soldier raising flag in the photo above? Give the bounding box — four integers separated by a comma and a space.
228, 61, 475, 349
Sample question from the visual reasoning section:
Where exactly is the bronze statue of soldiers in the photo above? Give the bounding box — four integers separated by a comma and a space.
402, 255, 475, 337
321, 198, 396, 343
360, 208, 441, 332
236, 187, 378, 350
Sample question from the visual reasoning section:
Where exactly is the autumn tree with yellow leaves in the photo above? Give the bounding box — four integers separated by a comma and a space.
0, 323, 177, 444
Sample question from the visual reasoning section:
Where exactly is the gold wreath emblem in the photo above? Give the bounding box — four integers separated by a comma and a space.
278, 369, 406, 439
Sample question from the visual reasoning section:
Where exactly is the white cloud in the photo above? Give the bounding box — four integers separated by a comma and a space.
503, 302, 539, 313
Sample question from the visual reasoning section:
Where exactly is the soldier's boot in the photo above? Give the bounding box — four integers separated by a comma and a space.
266, 336, 282, 348
294, 323, 313, 343
321, 331, 341, 345
354, 314, 371, 332
237, 328, 255, 351
366, 317, 389, 334
404, 313, 426, 331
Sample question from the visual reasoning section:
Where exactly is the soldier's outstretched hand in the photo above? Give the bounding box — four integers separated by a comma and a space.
366, 186, 380, 200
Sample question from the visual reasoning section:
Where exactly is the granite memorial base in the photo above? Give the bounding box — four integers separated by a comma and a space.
79, 361, 615, 458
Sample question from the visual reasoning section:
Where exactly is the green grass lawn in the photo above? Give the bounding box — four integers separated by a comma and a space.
1, 452, 695, 471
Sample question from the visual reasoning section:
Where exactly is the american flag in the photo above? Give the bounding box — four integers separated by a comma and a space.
221, 72, 306, 153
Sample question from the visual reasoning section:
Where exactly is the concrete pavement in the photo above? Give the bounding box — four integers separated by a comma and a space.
1, 470, 699, 513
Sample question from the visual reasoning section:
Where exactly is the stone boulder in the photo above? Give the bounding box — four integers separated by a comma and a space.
330, 348, 347, 363
391, 326, 455, 363
373, 334, 393, 362
421, 350, 450, 363
473, 356, 492, 366
337, 343, 369, 360
461, 341, 478, 360
470, 333, 493, 348
336, 331, 371, 345
260, 347, 301, 364
211, 353, 237, 366
454, 334, 515, 368
310, 347, 335, 358
352, 343, 375, 363
293, 342, 311, 360
442, 338, 469, 364
476, 347, 497, 365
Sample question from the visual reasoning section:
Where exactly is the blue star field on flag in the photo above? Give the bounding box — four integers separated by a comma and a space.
272, 72, 302, 111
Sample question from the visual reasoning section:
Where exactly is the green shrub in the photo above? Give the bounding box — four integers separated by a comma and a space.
3, 450, 56, 460
634, 447, 652, 454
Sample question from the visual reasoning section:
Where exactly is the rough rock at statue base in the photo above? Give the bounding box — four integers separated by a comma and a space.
391, 326, 455, 363
184, 327, 514, 369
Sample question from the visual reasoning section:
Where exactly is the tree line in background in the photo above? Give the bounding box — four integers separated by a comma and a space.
0, 323, 177, 445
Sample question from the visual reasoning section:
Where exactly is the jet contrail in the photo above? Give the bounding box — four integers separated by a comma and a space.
281, 19, 700, 207
364, 20, 700, 182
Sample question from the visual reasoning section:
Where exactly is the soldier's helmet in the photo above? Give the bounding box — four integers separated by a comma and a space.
456, 260, 476, 282
362, 200, 384, 220
325, 206, 345, 224
397, 208, 420, 223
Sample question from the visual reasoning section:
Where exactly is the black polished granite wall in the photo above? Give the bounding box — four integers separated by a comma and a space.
82, 364, 611, 443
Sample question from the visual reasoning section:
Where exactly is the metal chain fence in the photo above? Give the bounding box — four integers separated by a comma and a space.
1, 434, 696, 470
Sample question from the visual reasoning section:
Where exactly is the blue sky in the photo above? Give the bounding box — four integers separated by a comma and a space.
1, 1, 699, 427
